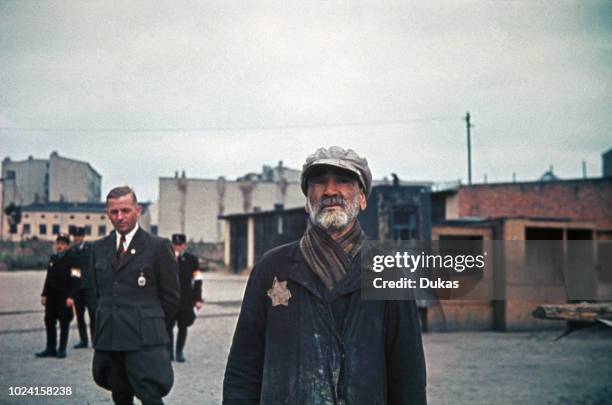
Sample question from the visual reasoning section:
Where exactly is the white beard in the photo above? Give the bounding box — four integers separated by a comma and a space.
307, 193, 361, 232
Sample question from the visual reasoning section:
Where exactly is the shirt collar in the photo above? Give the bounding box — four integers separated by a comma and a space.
116, 223, 139, 250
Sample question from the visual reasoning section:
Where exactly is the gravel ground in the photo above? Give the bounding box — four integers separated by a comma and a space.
1, 271, 611, 405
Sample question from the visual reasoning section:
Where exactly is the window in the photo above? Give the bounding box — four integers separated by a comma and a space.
52, 224, 60, 235
41, 214, 46, 219
85, 215, 90, 220
23, 224, 31, 234
84, 225, 92, 236
69, 215, 75, 219
24, 214, 29, 219
39, 224, 47, 235
98, 225, 106, 236
100, 215, 105, 220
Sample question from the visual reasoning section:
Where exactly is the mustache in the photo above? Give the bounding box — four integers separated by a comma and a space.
319, 196, 345, 207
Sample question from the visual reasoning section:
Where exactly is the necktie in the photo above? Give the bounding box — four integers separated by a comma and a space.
117, 234, 126, 260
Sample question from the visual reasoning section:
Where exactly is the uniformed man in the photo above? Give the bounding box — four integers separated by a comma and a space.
91, 186, 180, 405
35, 233, 75, 359
68, 226, 97, 349
168, 233, 204, 363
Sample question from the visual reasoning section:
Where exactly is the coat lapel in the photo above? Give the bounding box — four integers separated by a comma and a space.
105, 232, 118, 270
287, 245, 326, 301
116, 228, 146, 272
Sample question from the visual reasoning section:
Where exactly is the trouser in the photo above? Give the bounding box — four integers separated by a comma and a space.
44, 316, 70, 351
44, 296, 72, 351
74, 288, 97, 343
93, 346, 173, 405
167, 326, 188, 355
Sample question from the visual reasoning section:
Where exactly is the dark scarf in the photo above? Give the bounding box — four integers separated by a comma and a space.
299, 219, 367, 290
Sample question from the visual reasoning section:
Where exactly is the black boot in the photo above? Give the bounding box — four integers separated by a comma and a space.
35, 349, 57, 358
57, 318, 70, 358
175, 326, 188, 363
37, 316, 57, 357
73, 341, 88, 349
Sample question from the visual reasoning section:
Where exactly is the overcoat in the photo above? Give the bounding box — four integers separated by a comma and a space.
223, 241, 427, 405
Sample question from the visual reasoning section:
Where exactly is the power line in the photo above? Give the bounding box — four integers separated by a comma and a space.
0, 116, 457, 133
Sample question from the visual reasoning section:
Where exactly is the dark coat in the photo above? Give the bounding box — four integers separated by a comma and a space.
68, 241, 94, 290
42, 251, 74, 299
223, 241, 427, 405
42, 251, 75, 321
177, 252, 203, 310
172, 251, 203, 327
91, 227, 180, 351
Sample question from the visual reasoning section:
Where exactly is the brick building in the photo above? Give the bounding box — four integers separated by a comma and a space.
429, 177, 612, 331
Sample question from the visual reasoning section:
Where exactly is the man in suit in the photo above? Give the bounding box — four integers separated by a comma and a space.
168, 233, 204, 363
92, 186, 180, 405
68, 226, 97, 349
35, 233, 75, 359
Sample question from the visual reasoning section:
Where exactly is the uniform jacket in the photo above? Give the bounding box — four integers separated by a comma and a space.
42, 251, 74, 299
68, 242, 94, 290
223, 241, 427, 405
92, 227, 180, 351
177, 252, 203, 310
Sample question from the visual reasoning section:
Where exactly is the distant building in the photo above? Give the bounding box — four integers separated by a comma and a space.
1, 151, 101, 208
604, 148, 612, 178
157, 162, 304, 242
10, 201, 152, 242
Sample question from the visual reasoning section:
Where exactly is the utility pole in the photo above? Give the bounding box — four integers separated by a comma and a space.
465, 112, 473, 185
582, 160, 587, 179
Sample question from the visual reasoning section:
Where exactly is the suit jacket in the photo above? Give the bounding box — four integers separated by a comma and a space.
92, 227, 180, 351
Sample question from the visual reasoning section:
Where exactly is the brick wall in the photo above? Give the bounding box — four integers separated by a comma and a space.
457, 179, 612, 229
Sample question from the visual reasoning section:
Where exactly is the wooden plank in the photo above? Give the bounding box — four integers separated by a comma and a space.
532, 303, 612, 322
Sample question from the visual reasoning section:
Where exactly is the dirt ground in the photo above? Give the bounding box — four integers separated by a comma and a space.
1, 271, 611, 405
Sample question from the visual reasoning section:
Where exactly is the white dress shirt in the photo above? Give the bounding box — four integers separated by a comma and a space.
116, 224, 139, 251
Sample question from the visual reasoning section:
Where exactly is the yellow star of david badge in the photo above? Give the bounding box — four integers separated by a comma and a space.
267, 276, 291, 307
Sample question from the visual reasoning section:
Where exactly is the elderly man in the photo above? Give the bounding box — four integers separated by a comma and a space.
91, 186, 180, 405
223, 146, 427, 405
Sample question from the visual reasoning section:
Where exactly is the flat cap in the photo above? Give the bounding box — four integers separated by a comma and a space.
301, 146, 372, 197
72, 226, 85, 237
172, 233, 186, 244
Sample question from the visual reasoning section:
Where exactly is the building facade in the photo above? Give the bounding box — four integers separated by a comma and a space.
157, 163, 305, 242
1, 151, 102, 208
4, 202, 152, 242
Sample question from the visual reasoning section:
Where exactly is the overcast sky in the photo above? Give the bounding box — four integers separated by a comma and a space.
1, 1, 610, 202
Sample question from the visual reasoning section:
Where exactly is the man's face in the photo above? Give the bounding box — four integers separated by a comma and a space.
73, 235, 85, 244
106, 194, 141, 235
305, 167, 367, 232
55, 240, 69, 253
173, 243, 187, 255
